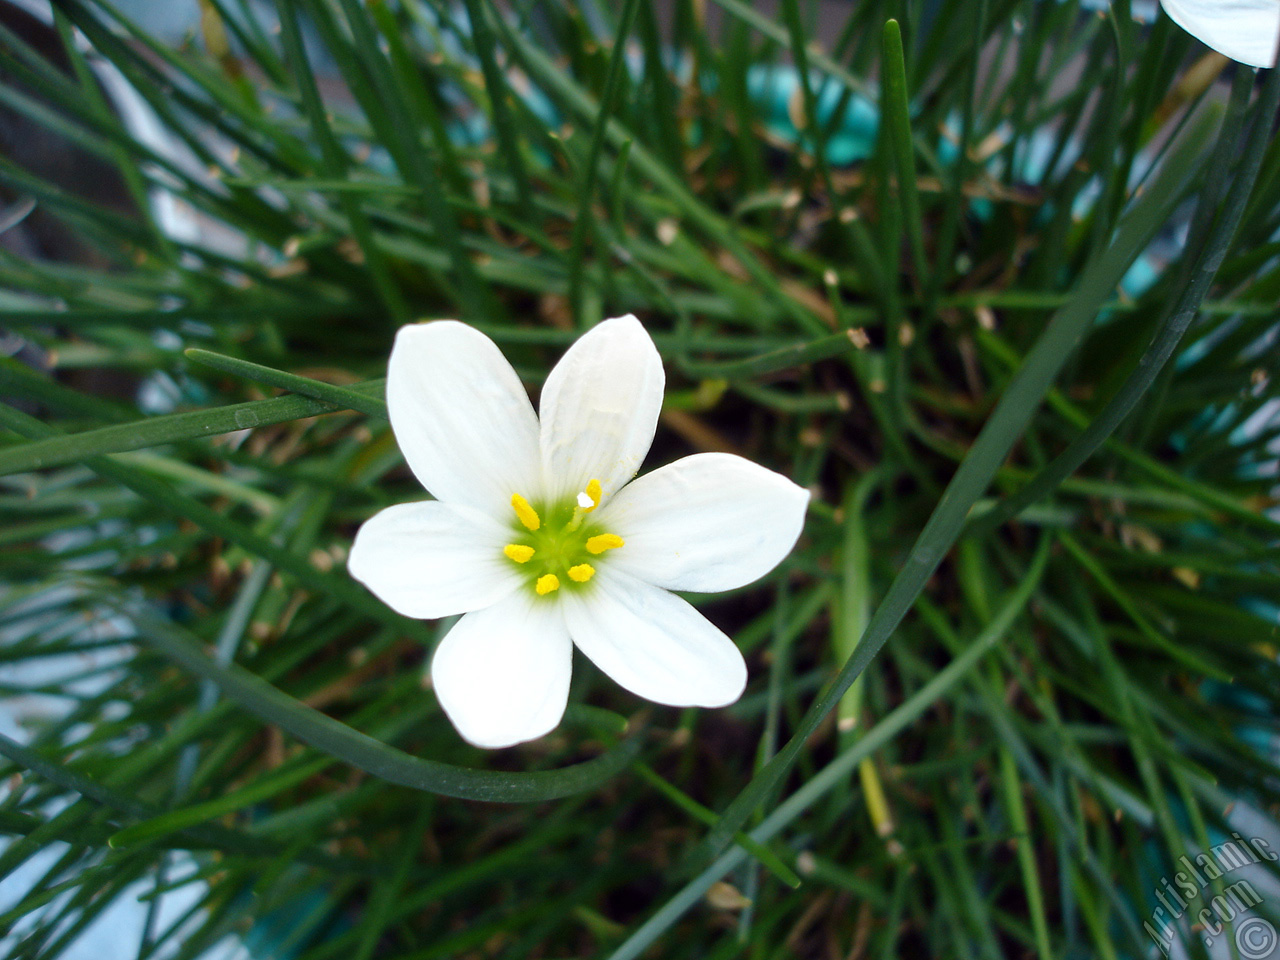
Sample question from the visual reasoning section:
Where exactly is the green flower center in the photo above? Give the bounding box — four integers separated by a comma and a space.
502, 479, 623, 596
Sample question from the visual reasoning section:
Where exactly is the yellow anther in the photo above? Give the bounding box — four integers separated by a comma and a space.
568, 563, 595, 583
511, 493, 541, 531
580, 478, 603, 512
535, 574, 560, 595
504, 544, 535, 563
585, 533, 624, 555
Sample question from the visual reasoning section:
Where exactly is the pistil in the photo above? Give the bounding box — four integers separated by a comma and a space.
566, 478, 604, 532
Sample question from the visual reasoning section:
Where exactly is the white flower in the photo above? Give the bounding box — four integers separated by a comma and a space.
348, 316, 810, 748
1160, 0, 1279, 68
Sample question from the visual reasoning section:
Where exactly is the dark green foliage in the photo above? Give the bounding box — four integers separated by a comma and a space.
1, 1, 1278, 957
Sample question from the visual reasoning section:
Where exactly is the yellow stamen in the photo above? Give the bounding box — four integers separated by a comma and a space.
585, 533, 624, 555
511, 493, 541, 531
504, 544, 535, 563
569, 478, 605, 531
582, 478, 602, 512
568, 563, 595, 583
535, 573, 560, 595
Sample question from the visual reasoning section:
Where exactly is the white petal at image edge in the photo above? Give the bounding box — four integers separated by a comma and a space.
1161, 0, 1280, 67
387, 321, 542, 517
349, 500, 524, 620
431, 592, 574, 749
600, 452, 810, 593
562, 569, 747, 708
538, 315, 665, 504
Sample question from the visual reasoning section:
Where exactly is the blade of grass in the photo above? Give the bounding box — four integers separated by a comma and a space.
708, 0, 873, 100
489, 10, 825, 334
116, 601, 643, 803
632, 763, 801, 888
274, 0, 410, 324
566, 0, 642, 326
998, 747, 1053, 960
693, 101, 1214, 865
1056, 531, 1227, 679
328, 0, 496, 319
184, 349, 389, 418
976, 329, 1280, 536
459, 0, 532, 210
971, 63, 1280, 537
881, 20, 929, 285
0, 399, 419, 637
107, 754, 333, 848
0, 359, 384, 477
608, 537, 1049, 960
0, 732, 350, 863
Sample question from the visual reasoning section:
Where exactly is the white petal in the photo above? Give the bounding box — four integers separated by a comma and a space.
562, 569, 747, 708
1161, 0, 1279, 67
431, 592, 572, 749
538, 315, 665, 505
387, 321, 542, 516
598, 453, 810, 592
349, 500, 522, 619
